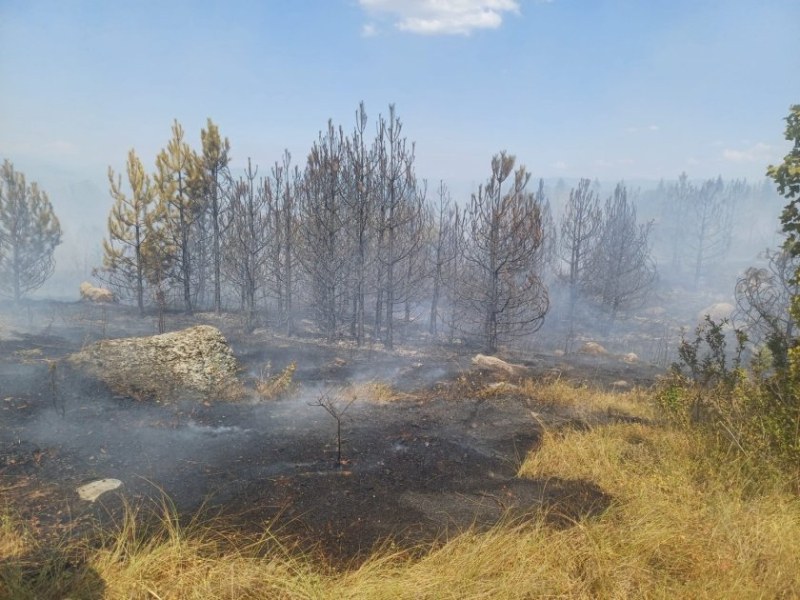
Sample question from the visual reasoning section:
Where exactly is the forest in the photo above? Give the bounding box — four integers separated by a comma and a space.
43, 102, 780, 359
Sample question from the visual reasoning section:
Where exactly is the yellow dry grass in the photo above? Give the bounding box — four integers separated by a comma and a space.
518, 377, 651, 418
343, 380, 412, 404
256, 362, 297, 400
0, 511, 29, 561
2, 381, 799, 599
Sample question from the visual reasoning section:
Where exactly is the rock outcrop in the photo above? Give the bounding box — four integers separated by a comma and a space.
69, 325, 240, 401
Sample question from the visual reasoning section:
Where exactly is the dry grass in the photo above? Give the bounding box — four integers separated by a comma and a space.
256, 362, 297, 400
517, 377, 652, 418
516, 420, 800, 598
0, 510, 29, 561
3, 381, 800, 598
343, 380, 413, 404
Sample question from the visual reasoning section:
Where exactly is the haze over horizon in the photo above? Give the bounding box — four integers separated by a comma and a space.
1, 0, 799, 282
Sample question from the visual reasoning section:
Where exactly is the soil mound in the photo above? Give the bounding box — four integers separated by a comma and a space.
69, 325, 240, 401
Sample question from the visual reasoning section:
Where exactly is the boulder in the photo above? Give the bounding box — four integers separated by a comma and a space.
579, 341, 608, 356
471, 354, 525, 376
69, 325, 240, 401
80, 281, 115, 303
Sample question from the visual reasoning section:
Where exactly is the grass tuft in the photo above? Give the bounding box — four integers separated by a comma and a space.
256, 361, 297, 400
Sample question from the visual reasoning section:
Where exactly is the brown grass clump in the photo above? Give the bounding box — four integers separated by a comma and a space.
345, 380, 412, 404
0, 511, 29, 561
256, 362, 297, 400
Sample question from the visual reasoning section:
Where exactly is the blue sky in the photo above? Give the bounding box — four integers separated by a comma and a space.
1, 0, 799, 198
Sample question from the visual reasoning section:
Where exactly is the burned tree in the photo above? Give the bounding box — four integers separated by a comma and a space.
659, 172, 693, 271
266, 151, 300, 335
584, 183, 656, 324
373, 105, 422, 349
459, 152, 549, 353
557, 178, 602, 350
343, 103, 375, 345
298, 121, 349, 340
223, 159, 270, 330
101, 149, 155, 315
687, 177, 739, 287
429, 180, 457, 336
0, 160, 62, 301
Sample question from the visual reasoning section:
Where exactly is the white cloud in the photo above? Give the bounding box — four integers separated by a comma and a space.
551, 160, 567, 170
361, 22, 378, 37
358, 0, 520, 35
722, 142, 772, 163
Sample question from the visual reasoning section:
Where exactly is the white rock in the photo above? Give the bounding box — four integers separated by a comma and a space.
471, 354, 525, 375
77, 478, 122, 502
580, 341, 608, 356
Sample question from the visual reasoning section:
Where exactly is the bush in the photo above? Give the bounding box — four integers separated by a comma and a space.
656, 317, 800, 479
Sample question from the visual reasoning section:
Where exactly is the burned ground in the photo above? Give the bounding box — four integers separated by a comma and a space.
0, 301, 661, 564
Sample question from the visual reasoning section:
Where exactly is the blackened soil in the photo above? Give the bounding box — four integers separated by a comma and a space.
0, 302, 656, 564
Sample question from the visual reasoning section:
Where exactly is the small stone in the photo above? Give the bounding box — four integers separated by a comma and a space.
77, 478, 122, 502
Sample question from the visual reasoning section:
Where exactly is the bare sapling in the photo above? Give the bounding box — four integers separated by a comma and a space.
310, 392, 356, 466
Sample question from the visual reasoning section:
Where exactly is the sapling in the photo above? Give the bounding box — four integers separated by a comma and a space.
310, 392, 356, 466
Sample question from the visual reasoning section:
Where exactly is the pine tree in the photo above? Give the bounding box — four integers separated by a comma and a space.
199, 118, 231, 314
154, 120, 201, 313
584, 183, 656, 324
100, 149, 155, 315
0, 160, 62, 300
459, 152, 549, 353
